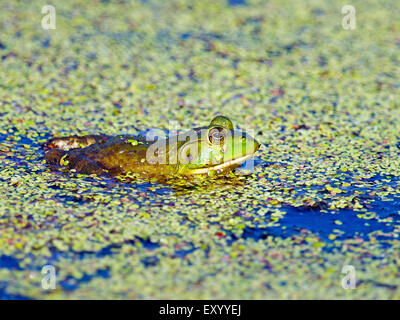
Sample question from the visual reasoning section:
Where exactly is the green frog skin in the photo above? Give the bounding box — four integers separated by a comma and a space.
43, 116, 261, 178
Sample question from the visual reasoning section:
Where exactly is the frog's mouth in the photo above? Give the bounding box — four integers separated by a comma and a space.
188, 153, 255, 175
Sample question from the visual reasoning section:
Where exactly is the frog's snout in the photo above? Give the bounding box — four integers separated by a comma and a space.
241, 133, 260, 154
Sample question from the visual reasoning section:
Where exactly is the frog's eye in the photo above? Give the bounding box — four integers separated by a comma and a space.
208, 127, 226, 145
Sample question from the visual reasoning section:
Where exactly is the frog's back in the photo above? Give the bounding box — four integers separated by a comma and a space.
44, 134, 177, 177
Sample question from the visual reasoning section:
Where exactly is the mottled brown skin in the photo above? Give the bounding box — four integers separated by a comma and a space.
44, 134, 180, 177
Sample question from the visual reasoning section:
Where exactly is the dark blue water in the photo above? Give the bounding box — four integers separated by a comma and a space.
228, 0, 247, 6
241, 202, 397, 243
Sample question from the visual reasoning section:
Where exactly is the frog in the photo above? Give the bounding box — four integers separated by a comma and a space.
43, 115, 260, 178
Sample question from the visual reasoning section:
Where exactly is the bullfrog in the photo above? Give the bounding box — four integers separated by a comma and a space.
43, 116, 260, 178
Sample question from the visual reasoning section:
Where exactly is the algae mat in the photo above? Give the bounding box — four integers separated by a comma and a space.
1, 0, 400, 299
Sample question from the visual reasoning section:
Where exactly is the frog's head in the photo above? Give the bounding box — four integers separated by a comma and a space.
174, 116, 260, 175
